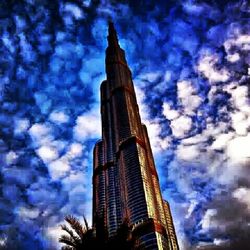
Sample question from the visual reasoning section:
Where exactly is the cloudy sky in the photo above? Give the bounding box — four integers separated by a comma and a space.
0, 0, 249, 249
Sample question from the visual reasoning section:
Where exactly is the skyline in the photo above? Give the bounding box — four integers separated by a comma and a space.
0, 0, 249, 249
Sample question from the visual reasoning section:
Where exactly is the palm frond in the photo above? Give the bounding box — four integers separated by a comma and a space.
61, 224, 75, 238
61, 246, 74, 250
65, 215, 85, 239
83, 216, 89, 231
59, 234, 77, 247
59, 214, 101, 249
61, 224, 81, 244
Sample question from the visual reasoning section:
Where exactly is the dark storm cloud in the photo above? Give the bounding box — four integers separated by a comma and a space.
0, 0, 249, 249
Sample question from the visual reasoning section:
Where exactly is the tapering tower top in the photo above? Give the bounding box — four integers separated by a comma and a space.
107, 21, 120, 48
105, 21, 128, 71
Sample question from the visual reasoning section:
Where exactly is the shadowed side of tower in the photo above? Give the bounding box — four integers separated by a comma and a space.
93, 21, 179, 250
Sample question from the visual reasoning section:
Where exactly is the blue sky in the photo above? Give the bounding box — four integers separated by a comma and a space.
0, 0, 249, 249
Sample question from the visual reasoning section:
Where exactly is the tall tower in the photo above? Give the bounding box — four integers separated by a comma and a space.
93, 22, 179, 250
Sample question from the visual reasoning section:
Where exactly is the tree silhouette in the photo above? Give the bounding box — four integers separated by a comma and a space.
94, 212, 107, 244
106, 218, 135, 250
59, 215, 136, 250
59, 215, 97, 250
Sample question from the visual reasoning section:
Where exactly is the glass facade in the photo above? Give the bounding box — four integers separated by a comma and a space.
92, 22, 179, 249
106, 165, 118, 235
163, 201, 179, 250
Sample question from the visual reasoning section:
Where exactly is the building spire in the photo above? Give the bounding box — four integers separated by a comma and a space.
94, 20, 179, 249
107, 20, 119, 48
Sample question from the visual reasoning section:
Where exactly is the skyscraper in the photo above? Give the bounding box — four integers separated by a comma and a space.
93, 22, 179, 250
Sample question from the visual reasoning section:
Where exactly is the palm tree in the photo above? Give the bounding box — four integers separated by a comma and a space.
59, 215, 97, 250
106, 218, 136, 250
59, 215, 136, 250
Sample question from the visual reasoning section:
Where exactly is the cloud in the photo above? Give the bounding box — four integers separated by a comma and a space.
18, 206, 40, 220
211, 132, 234, 150
48, 157, 71, 180
177, 80, 202, 116
176, 144, 200, 162
197, 50, 230, 83
162, 102, 179, 120
5, 151, 18, 165
224, 34, 250, 55
37, 146, 59, 163
170, 115, 192, 138
231, 112, 248, 135
232, 187, 250, 211
226, 53, 240, 63
67, 143, 83, 158
73, 106, 101, 141
29, 123, 53, 147
200, 208, 218, 233
230, 85, 249, 112
227, 134, 250, 162
197, 188, 250, 249
14, 118, 30, 135
135, 86, 171, 153
49, 111, 69, 124
63, 3, 85, 20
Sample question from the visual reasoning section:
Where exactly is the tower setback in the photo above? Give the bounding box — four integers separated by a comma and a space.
93, 22, 179, 250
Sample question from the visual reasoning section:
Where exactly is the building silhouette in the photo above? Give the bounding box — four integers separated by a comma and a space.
93, 22, 179, 250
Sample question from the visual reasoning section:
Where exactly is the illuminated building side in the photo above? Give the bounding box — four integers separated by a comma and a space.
93, 22, 179, 250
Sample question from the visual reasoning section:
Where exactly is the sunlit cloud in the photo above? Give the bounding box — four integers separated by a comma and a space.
197, 51, 230, 83
37, 146, 59, 163
170, 116, 192, 138
73, 107, 101, 141
48, 157, 71, 180
49, 111, 69, 124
